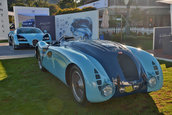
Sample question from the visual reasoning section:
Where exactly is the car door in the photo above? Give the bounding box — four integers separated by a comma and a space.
43, 45, 69, 83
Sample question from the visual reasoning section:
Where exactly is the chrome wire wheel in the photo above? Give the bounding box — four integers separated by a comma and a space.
71, 70, 85, 103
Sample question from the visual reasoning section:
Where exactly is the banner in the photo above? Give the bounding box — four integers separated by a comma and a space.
153, 27, 171, 49
13, 6, 49, 28
0, 0, 9, 40
35, 16, 56, 40
55, 10, 99, 40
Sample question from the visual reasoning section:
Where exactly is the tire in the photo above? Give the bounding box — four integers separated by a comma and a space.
37, 51, 46, 72
9, 40, 12, 46
9, 42, 12, 46
70, 65, 87, 105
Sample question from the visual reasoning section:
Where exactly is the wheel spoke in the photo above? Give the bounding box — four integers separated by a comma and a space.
72, 71, 84, 102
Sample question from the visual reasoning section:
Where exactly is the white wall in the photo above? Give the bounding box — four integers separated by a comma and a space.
0, 0, 9, 40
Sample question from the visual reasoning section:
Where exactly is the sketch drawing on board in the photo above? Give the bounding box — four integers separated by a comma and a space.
70, 17, 93, 40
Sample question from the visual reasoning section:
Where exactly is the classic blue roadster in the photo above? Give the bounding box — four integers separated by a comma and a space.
35, 36, 163, 104
8, 27, 51, 50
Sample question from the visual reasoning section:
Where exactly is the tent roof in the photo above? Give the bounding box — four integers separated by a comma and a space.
158, 0, 172, 4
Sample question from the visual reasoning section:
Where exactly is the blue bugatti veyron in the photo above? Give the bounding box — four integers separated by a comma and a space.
35, 36, 163, 104
8, 27, 51, 50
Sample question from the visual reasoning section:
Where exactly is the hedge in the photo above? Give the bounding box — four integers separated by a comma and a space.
56, 6, 96, 15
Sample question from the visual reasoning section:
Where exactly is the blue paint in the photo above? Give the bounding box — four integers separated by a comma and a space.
37, 40, 163, 103
70, 17, 92, 40
11, 27, 51, 47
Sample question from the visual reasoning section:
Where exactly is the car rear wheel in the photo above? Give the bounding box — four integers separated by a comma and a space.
9, 42, 12, 46
70, 66, 87, 104
9, 40, 12, 46
37, 51, 46, 72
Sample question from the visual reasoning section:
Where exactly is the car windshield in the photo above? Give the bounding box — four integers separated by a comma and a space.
17, 28, 42, 34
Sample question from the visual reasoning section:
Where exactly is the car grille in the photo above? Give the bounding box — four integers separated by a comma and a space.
117, 53, 139, 81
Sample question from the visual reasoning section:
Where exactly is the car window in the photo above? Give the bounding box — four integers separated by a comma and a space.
17, 28, 42, 34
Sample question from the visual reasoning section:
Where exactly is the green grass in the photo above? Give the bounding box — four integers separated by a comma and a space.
111, 36, 153, 50
0, 58, 171, 115
0, 40, 8, 43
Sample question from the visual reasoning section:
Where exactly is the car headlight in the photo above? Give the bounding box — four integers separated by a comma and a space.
43, 37, 50, 40
102, 85, 113, 97
148, 77, 157, 87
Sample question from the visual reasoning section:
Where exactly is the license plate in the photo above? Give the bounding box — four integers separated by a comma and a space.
125, 86, 133, 93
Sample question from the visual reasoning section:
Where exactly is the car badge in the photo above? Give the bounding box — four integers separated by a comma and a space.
118, 52, 123, 54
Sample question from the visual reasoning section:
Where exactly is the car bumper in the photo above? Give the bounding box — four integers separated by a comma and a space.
15, 40, 51, 47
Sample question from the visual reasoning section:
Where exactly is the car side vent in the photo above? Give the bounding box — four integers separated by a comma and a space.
94, 69, 102, 90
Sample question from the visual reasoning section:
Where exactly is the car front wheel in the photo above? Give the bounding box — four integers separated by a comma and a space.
70, 65, 87, 104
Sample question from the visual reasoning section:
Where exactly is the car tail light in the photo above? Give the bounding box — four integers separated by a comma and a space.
43, 34, 50, 41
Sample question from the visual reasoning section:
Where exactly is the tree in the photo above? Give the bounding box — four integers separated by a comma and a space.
25, 0, 35, 7
8, 0, 25, 11
77, 0, 86, 6
130, 8, 145, 27
33, 0, 49, 7
58, 0, 76, 9
48, 4, 60, 15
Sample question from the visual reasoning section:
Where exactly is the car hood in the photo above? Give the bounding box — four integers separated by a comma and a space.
65, 40, 144, 83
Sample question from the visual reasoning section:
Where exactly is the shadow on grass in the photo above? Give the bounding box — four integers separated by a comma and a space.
159, 60, 172, 68
0, 58, 163, 115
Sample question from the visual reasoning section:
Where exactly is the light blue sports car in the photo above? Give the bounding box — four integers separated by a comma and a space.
8, 27, 51, 50
35, 36, 163, 104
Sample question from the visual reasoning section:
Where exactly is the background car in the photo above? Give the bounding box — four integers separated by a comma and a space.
9, 27, 51, 50
9, 23, 15, 30
35, 36, 163, 104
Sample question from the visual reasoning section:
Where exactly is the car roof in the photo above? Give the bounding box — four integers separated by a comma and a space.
17, 27, 40, 30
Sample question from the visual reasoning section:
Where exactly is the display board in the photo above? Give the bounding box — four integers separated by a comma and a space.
55, 10, 99, 40
153, 27, 171, 49
0, 0, 9, 40
35, 16, 56, 40
13, 6, 49, 28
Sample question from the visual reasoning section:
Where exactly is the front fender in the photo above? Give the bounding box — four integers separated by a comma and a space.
127, 46, 163, 92
57, 47, 114, 103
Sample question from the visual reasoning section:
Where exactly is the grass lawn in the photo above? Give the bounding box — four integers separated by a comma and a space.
0, 40, 8, 43
111, 36, 153, 50
0, 58, 171, 115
